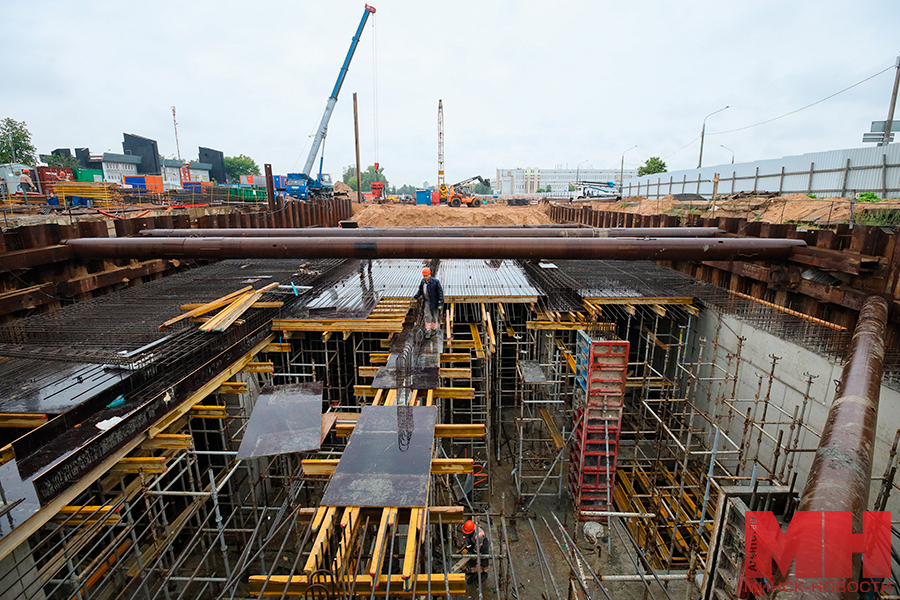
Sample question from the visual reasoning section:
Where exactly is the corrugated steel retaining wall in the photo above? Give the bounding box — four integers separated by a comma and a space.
623, 145, 900, 199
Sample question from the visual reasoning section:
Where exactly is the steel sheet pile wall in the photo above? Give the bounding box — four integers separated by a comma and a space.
0, 198, 352, 321
622, 145, 900, 199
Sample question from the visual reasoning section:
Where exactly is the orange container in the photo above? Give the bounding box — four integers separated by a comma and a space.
144, 175, 164, 193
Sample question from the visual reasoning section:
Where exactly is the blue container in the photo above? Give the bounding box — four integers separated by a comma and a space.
125, 176, 146, 189
416, 189, 431, 205
273, 175, 286, 190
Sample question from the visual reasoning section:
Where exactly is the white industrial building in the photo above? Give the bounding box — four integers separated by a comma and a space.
495, 166, 639, 196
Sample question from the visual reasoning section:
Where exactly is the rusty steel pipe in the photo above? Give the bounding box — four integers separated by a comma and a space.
138, 227, 724, 239
775, 295, 888, 600
798, 295, 888, 516
60, 236, 804, 261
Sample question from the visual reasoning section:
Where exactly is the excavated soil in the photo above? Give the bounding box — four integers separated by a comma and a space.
571, 194, 900, 226
350, 202, 555, 227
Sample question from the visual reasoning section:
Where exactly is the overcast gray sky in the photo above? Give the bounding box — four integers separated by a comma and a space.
3, 0, 898, 187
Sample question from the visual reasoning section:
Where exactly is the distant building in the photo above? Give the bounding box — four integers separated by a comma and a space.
161, 159, 184, 190
198, 148, 226, 184
496, 166, 639, 197
99, 153, 142, 185
189, 162, 212, 182
123, 133, 161, 175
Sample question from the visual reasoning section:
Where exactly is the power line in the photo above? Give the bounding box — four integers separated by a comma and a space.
709, 64, 896, 136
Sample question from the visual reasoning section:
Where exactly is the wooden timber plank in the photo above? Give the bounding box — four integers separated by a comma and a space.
368, 508, 392, 578
248, 573, 466, 596
430, 387, 475, 399
469, 323, 485, 359
304, 506, 338, 574
261, 342, 291, 353
160, 286, 250, 329
439, 368, 472, 379
273, 319, 404, 332
216, 382, 248, 394
242, 362, 275, 373
140, 434, 193, 450
0, 413, 47, 428
540, 409, 564, 450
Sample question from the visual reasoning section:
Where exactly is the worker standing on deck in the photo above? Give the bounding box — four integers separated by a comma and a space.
414, 267, 444, 338
19, 169, 34, 194
460, 520, 490, 585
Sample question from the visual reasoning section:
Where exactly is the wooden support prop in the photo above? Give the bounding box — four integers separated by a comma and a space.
273, 319, 405, 333
334, 507, 361, 575
304, 506, 338, 574
402, 507, 423, 587
426, 389, 435, 407
311, 506, 330, 531
0, 413, 47, 428
302, 459, 340, 475
439, 368, 472, 379
353, 385, 378, 397
216, 381, 248, 394
369, 508, 393, 578
371, 389, 385, 406
261, 342, 291, 353
430, 505, 465, 523
650, 303, 667, 317
141, 434, 193, 450
248, 573, 466, 596
190, 405, 228, 419
110, 457, 167, 473
430, 458, 475, 474
160, 286, 251, 329
242, 362, 274, 373
540, 409, 565, 450
469, 323, 485, 359
430, 387, 475, 399
370, 352, 390, 364
358, 366, 379, 378
555, 339, 577, 374
57, 505, 117, 515
338, 423, 484, 439
382, 389, 398, 407
0, 443, 14, 466
439, 353, 470, 363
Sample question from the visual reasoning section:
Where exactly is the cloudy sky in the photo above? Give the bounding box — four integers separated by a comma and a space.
3, 0, 898, 187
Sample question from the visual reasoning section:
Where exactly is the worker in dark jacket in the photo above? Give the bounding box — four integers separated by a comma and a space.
414, 267, 444, 338
460, 519, 490, 584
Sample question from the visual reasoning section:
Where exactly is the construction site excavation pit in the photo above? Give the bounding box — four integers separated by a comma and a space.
0, 202, 898, 600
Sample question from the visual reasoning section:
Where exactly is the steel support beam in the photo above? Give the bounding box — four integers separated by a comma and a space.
139, 226, 725, 238
60, 236, 804, 261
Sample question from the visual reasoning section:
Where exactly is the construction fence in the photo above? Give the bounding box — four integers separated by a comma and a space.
623, 144, 900, 200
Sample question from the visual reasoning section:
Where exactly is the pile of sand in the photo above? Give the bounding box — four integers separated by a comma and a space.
350, 202, 555, 227
333, 181, 359, 201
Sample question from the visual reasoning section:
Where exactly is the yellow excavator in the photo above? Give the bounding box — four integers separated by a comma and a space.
442, 175, 491, 207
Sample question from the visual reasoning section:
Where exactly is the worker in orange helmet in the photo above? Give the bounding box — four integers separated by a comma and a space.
460, 519, 490, 585
19, 168, 34, 194
414, 267, 444, 339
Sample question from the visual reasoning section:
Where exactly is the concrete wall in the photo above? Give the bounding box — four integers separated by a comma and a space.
689, 306, 900, 514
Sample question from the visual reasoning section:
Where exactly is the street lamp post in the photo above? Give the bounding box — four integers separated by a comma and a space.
620, 145, 638, 190
698, 105, 729, 168
575, 159, 588, 185
720, 144, 734, 164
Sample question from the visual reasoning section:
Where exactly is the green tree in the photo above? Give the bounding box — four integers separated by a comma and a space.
637, 156, 667, 177
45, 153, 81, 169
223, 154, 260, 183
472, 182, 492, 195
0, 118, 37, 165
568, 184, 575, 192
342, 164, 388, 192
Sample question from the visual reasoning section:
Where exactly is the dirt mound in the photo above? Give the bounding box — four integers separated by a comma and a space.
351, 202, 555, 227
333, 181, 359, 201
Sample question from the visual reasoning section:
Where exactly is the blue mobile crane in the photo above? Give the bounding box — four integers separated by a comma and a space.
286, 5, 376, 200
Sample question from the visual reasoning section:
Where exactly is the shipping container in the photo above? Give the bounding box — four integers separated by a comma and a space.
36, 166, 75, 195
74, 168, 103, 183
124, 176, 147, 189
144, 175, 164, 193
416, 189, 431, 205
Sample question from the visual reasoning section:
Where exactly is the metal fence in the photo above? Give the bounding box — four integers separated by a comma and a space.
623, 145, 900, 199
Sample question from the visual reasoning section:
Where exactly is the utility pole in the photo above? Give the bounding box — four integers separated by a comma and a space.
438, 100, 446, 202
881, 54, 900, 147
171, 106, 181, 160
698, 106, 729, 168
353, 93, 362, 201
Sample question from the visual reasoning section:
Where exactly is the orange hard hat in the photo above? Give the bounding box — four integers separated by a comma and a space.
462, 520, 475, 534
422, 267, 431, 275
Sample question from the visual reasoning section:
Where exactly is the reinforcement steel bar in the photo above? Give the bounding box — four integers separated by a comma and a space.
139, 227, 724, 238
60, 236, 804, 261
778, 295, 888, 600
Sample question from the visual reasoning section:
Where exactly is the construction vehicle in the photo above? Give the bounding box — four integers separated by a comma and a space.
573, 180, 621, 200
445, 175, 491, 207
286, 5, 376, 200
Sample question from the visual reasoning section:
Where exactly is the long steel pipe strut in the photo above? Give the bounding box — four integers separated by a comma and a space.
778, 294, 888, 600
60, 236, 804, 261
138, 227, 724, 239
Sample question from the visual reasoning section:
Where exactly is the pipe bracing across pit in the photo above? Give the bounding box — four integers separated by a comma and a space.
60, 236, 805, 261
777, 295, 888, 600
139, 227, 726, 238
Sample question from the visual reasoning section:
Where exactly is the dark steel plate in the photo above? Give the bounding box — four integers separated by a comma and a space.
321, 405, 436, 508
237, 383, 323, 460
